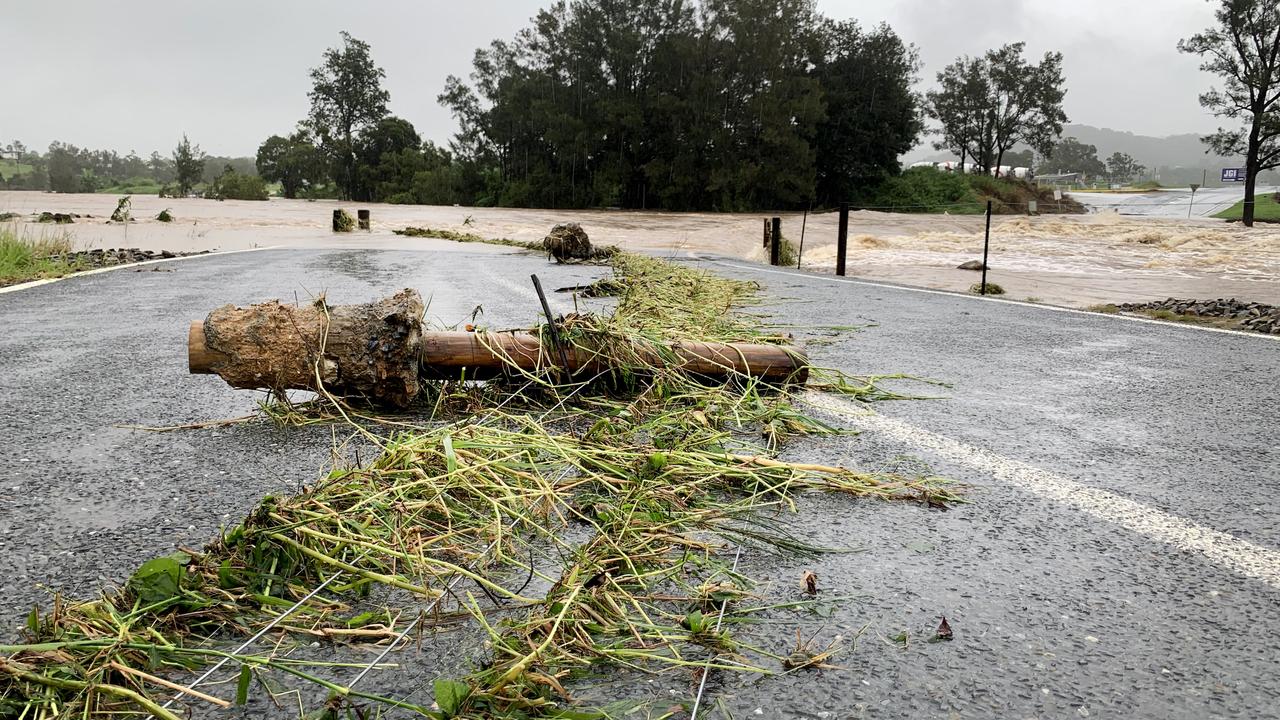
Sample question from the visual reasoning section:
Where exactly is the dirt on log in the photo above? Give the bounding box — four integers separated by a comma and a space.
192, 290, 424, 407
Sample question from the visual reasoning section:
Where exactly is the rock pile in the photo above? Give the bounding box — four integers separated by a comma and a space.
37, 212, 78, 224
1116, 297, 1280, 334
53, 248, 211, 269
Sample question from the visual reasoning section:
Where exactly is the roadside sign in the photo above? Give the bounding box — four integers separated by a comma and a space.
1053, 188, 1063, 201
1221, 168, 1246, 182
1027, 200, 1038, 214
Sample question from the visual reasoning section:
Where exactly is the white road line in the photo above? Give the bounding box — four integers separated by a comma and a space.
705, 258, 1280, 341
804, 392, 1280, 591
0, 246, 282, 296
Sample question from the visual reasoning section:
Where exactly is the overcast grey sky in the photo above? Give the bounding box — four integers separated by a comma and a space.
0, 0, 1223, 157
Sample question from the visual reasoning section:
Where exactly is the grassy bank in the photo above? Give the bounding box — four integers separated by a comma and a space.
869, 168, 1084, 215
0, 224, 82, 286
1213, 193, 1280, 223
0, 158, 36, 180
99, 179, 165, 195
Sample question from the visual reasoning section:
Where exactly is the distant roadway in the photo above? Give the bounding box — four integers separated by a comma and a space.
1071, 184, 1277, 218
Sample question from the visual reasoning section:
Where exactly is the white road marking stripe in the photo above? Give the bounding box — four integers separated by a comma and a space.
804, 391, 1280, 591
705, 258, 1280, 341
0, 246, 282, 296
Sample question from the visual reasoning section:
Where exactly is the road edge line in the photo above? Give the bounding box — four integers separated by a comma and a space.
0, 246, 283, 296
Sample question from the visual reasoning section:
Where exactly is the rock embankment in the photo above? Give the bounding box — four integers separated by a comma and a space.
1116, 297, 1280, 335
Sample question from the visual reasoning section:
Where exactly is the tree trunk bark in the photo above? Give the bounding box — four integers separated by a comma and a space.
1245, 111, 1262, 227
192, 290, 425, 408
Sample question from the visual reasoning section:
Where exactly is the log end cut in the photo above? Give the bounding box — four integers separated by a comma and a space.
190, 291, 425, 408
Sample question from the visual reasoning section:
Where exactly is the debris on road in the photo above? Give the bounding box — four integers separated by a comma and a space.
543, 222, 617, 262
395, 225, 542, 250
188, 292, 810, 406
936, 616, 954, 641
3, 252, 955, 718
783, 628, 844, 670
802, 570, 819, 595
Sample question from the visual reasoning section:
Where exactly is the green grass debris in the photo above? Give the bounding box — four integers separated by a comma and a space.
0, 251, 957, 718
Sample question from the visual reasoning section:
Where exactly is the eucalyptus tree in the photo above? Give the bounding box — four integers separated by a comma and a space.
173, 135, 205, 195
927, 43, 1067, 174
306, 32, 390, 199
1179, 0, 1280, 226
984, 43, 1067, 175
812, 20, 923, 205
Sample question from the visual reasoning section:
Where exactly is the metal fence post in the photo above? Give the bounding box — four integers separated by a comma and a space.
980, 200, 992, 295
836, 202, 849, 276
797, 205, 808, 269
770, 217, 781, 266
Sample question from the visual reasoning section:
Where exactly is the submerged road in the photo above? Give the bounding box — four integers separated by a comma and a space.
0, 247, 1277, 718
1072, 185, 1278, 218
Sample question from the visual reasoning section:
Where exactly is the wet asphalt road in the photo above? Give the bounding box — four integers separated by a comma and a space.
1, 247, 1278, 719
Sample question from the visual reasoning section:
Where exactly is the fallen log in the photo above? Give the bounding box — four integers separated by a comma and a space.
188, 292, 808, 406
190, 290, 424, 407
417, 331, 806, 383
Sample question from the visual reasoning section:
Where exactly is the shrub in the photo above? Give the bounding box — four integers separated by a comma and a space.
110, 196, 132, 223
869, 168, 981, 213
205, 170, 269, 201
333, 209, 356, 232
776, 237, 798, 267
970, 282, 1005, 295
0, 225, 79, 284
156, 209, 174, 222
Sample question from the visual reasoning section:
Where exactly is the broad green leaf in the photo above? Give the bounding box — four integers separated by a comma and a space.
433, 678, 471, 717
127, 556, 183, 606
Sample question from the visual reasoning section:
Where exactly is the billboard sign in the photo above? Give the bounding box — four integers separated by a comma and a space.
1221, 168, 1247, 182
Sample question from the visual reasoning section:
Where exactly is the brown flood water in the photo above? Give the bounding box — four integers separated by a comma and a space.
3, 191, 1278, 307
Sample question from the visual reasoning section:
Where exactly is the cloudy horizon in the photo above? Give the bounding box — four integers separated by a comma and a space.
1, 0, 1225, 158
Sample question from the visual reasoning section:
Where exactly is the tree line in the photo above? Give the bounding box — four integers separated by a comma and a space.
924, 42, 1067, 175
0, 138, 259, 196
258, 4, 929, 210
6, 1, 1276, 223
